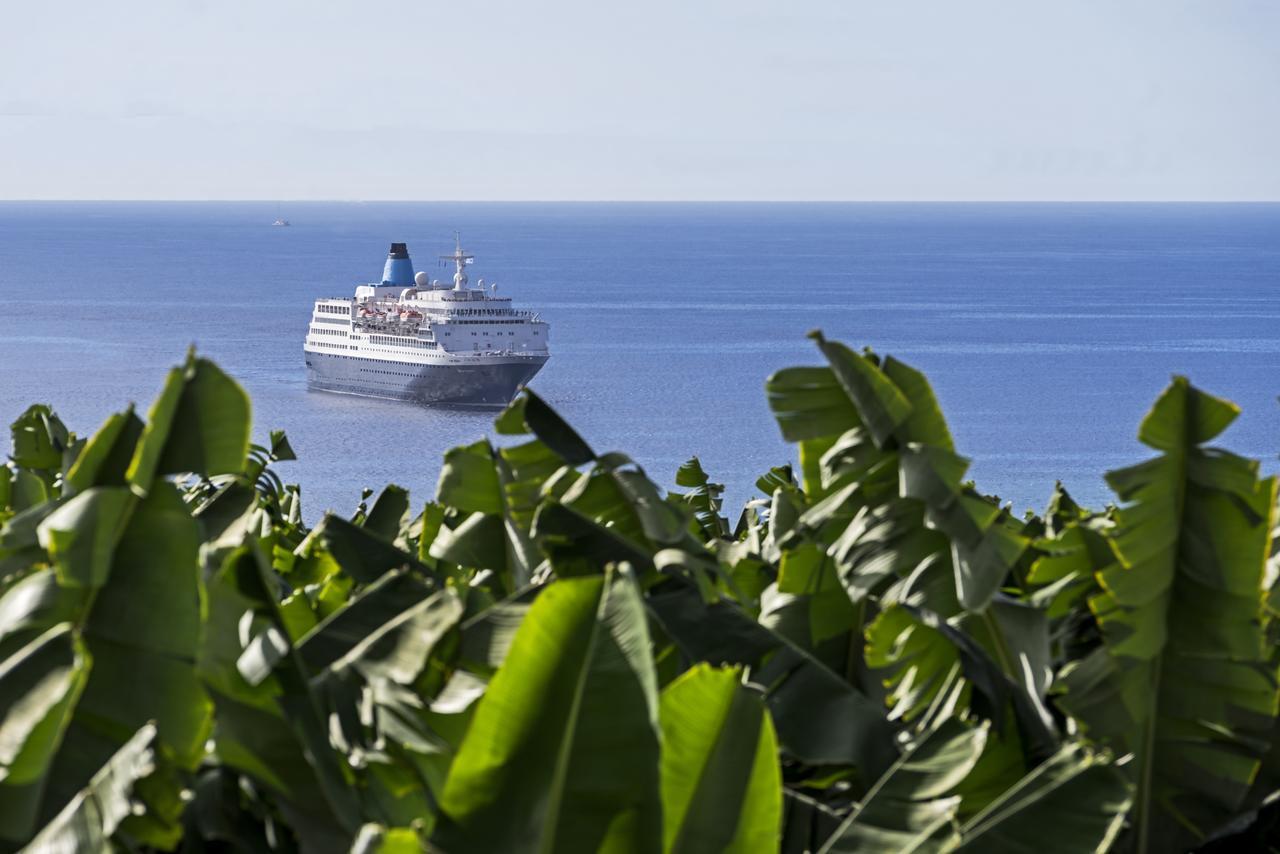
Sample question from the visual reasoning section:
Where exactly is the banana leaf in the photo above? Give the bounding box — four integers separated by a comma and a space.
1056, 377, 1280, 852
648, 584, 896, 778
819, 718, 985, 853
674, 457, 731, 541
126, 351, 251, 492
659, 665, 781, 853
436, 568, 662, 853
952, 742, 1130, 853
22, 723, 179, 852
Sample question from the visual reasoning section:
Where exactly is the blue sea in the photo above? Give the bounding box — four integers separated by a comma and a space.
0, 202, 1276, 521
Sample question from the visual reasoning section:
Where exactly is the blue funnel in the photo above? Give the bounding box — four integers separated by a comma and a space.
381, 243, 415, 286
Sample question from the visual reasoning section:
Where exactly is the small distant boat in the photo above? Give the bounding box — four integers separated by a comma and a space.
272, 218, 291, 227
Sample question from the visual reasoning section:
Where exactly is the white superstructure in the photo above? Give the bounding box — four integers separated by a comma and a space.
303, 239, 550, 406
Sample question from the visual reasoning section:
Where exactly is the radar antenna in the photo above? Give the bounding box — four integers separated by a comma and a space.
440, 232, 475, 290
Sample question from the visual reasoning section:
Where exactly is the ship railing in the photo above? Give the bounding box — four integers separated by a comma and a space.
428, 310, 540, 323
351, 320, 425, 334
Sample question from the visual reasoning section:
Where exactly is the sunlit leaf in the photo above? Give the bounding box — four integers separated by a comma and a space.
437, 569, 662, 853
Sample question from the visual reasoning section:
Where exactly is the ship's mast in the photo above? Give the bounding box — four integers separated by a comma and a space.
440, 232, 474, 290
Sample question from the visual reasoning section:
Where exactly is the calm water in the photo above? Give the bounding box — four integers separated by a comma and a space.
0, 202, 1276, 520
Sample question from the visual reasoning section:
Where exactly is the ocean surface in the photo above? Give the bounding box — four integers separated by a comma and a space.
1, 202, 1277, 522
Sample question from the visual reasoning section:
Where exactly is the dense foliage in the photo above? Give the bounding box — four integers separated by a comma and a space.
1, 334, 1279, 853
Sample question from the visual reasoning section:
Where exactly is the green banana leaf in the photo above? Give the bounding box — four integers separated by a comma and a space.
0, 624, 88, 787
197, 554, 346, 846
765, 365, 862, 444
866, 605, 994, 726
1056, 377, 1279, 852
311, 513, 430, 585
315, 586, 462, 687
297, 568, 436, 673
648, 584, 896, 778
952, 742, 1131, 853
9, 406, 71, 473
659, 664, 781, 853
674, 457, 731, 541
62, 407, 143, 494
819, 718, 986, 853
351, 823, 429, 853
530, 501, 657, 576
22, 723, 178, 852
495, 387, 597, 466
126, 351, 251, 492
5, 340, 1280, 852
820, 722, 1131, 854
362, 484, 411, 541
436, 568, 662, 853
430, 438, 542, 589
0, 623, 90, 846
3, 480, 212, 848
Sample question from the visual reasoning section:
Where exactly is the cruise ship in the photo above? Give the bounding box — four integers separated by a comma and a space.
304, 239, 550, 406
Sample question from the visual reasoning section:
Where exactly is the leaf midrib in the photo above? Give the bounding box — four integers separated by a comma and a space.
1133, 410, 1190, 854
539, 578, 608, 854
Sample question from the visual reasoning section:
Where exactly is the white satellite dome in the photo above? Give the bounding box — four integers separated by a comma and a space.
414, 271, 430, 287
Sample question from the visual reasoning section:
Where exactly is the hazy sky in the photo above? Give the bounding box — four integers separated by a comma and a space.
1, 1, 1276, 200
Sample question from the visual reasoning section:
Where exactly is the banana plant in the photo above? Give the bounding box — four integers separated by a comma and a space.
1055, 378, 1279, 852
1, 338, 1280, 853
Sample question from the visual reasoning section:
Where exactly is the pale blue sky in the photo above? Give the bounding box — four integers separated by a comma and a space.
1, 1, 1276, 200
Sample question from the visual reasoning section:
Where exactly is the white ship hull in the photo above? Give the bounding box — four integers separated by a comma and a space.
305, 349, 547, 406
